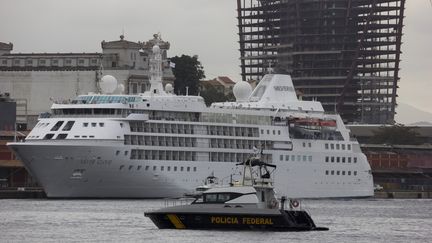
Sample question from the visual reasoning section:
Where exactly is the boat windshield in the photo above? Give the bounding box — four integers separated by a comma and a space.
72, 95, 142, 104
201, 193, 242, 204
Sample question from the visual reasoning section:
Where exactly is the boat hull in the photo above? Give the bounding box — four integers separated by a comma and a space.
144, 209, 328, 231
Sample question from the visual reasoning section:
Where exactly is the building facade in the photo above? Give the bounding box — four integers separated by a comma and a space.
237, 0, 405, 124
0, 34, 174, 128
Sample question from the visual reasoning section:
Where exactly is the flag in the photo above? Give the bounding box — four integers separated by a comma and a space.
169, 62, 176, 68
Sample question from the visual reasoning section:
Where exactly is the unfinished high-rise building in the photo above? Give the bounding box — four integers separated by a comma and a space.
237, 0, 405, 124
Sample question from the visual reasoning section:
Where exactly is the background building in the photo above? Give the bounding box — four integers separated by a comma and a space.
237, 0, 405, 124
0, 34, 174, 128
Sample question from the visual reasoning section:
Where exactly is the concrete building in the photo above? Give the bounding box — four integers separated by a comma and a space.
237, 0, 406, 124
0, 34, 174, 128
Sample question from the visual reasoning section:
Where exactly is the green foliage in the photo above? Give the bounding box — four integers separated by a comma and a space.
170, 55, 205, 95
200, 86, 235, 106
369, 124, 424, 145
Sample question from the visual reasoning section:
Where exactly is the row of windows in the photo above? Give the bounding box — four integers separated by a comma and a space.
210, 152, 272, 163
119, 164, 197, 172
130, 149, 196, 161
325, 156, 357, 163
209, 126, 259, 137
260, 129, 282, 136
1, 58, 99, 66
325, 170, 358, 176
279, 154, 313, 162
83, 122, 104, 128
50, 121, 75, 131
210, 139, 273, 150
130, 122, 195, 134
124, 135, 196, 147
325, 143, 351, 150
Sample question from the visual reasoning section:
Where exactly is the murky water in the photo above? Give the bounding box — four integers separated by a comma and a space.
0, 199, 430, 242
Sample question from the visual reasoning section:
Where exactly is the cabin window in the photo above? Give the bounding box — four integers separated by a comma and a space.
331, 157, 335, 163
348, 171, 351, 175
331, 170, 334, 175
308, 156, 312, 162
347, 144, 351, 150
116, 151, 120, 156
56, 134, 68, 139
193, 167, 197, 172
153, 166, 157, 171
336, 157, 340, 163
137, 165, 142, 170
336, 144, 340, 150
325, 143, 329, 149
145, 166, 149, 171
62, 121, 75, 131
280, 155, 283, 161
325, 170, 329, 175
174, 166, 177, 171
285, 155, 289, 161
342, 157, 346, 163
354, 171, 357, 176
342, 144, 346, 150
325, 156, 329, 162
348, 157, 352, 163
354, 157, 357, 163
330, 144, 334, 150
342, 171, 345, 175
44, 133, 55, 140
336, 171, 340, 175
51, 121, 64, 131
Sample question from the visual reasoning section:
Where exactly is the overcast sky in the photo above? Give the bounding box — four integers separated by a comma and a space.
1, 0, 431, 114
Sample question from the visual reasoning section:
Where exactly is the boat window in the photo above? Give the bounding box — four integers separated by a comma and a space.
91, 123, 97, 127
56, 134, 68, 139
325, 143, 329, 149
203, 193, 242, 203
303, 155, 307, 161
137, 166, 142, 170
44, 133, 55, 140
336, 171, 340, 175
348, 171, 351, 175
99, 123, 104, 127
336, 157, 340, 163
145, 166, 149, 171
153, 166, 157, 171
348, 157, 352, 163
331, 157, 335, 163
83, 123, 88, 127
347, 144, 351, 150
280, 155, 283, 161
187, 167, 190, 172
174, 166, 177, 171
331, 170, 334, 175
62, 121, 75, 131
342, 171, 345, 175
285, 155, 289, 161
116, 151, 120, 156
308, 156, 312, 162
342, 157, 346, 163
325, 170, 329, 175
50, 121, 64, 131
354, 171, 357, 176
330, 144, 334, 150
336, 144, 340, 150
342, 144, 346, 150
193, 167, 197, 172
354, 157, 357, 163
291, 155, 295, 161
325, 156, 329, 162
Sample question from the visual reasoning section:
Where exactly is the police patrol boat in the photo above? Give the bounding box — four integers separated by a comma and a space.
144, 153, 328, 231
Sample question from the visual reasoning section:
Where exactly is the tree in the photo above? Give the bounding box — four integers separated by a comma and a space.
170, 55, 205, 95
369, 124, 424, 145
200, 86, 235, 106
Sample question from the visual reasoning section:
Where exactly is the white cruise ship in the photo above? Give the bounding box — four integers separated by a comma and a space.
8, 44, 373, 198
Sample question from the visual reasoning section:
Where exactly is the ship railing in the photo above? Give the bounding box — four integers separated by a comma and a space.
163, 197, 195, 207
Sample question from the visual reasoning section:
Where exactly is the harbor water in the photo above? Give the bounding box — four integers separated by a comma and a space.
1, 199, 430, 242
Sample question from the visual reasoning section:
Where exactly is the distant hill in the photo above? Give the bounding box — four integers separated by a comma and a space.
395, 103, 432, 125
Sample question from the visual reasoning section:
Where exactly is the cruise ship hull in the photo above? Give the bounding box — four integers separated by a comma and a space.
9, 142, 373, 199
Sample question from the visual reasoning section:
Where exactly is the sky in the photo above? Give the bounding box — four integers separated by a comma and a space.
0, 0, 431, 115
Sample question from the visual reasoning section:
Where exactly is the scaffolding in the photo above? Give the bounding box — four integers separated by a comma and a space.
237, 0, 405, 124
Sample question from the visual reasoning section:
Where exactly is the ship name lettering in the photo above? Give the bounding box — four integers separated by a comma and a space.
210, 216, 239, 224
242, 217, 273, 225
274, 86, 292, 91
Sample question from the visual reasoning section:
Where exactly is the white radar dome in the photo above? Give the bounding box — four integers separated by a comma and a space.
165, 83, 174, 93
100, 75, 118, 94
233, 81, 252, 102
152, 45, 160, 54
